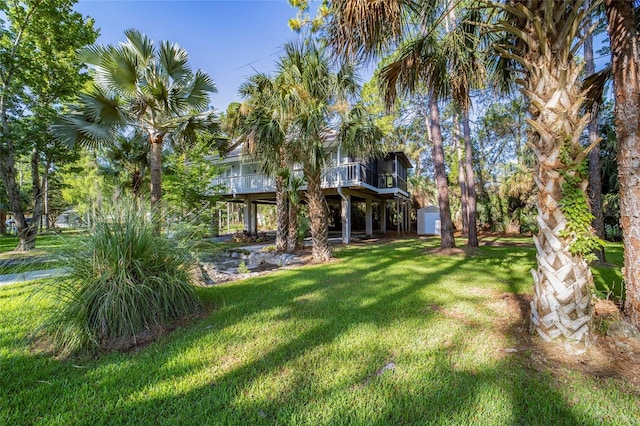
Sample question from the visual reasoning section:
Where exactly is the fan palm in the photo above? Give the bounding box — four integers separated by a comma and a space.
327, 0, 484, 249
278, 40, 383, 262
494, 0, 602, 352
237, 73, 291, 252
53, 29, 223, 210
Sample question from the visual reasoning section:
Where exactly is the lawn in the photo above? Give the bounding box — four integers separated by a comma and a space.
1, 237, 636, 425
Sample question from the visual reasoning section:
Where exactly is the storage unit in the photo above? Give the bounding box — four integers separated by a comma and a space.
417, 206, 441, 235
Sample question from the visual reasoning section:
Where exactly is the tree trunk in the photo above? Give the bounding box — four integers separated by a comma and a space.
275, 174, 288, 252
604, 0, 640, 329
306, 172, 331, 262
454, 111, 468, 234
26, 146, 43, 249
462, 109, 478, 248
0, 143, 32, 251
515, 0, 595, 352
584, 2, 606, 262
287, 194, 299, 253
428, 93, 455, 248
0, 209, 5, 235
149, 135, 164, 209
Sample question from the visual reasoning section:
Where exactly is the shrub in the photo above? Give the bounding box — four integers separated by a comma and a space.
43, 199, 200, 354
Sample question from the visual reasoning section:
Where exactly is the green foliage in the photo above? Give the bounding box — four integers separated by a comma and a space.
558, 143, 605, 262
237, 260, 249, 274
42, 199, 200, 354
163, 136, 224, 224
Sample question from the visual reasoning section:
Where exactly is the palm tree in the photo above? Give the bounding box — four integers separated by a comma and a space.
378, 8, 486, 248
326, 0, 487, 249
602, 0, 640, 329
53, 29, 223, 211
494, 0, 601, 351
237, 73, 291, 252
278, 41, 383, 262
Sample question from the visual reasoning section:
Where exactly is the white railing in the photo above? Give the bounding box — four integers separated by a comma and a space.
321, 162, 362, 188
212, 174, 276, 194
213, 162, 375, 195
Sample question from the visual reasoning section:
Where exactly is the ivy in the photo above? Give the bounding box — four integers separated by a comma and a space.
557, 141, 605, 262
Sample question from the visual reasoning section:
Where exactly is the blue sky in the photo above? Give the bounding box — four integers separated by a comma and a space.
74, 0, 306, 111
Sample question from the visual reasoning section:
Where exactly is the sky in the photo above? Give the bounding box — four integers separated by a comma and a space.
73, 0, 308, 111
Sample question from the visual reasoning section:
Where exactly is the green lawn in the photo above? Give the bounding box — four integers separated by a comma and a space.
0, 231, 83, 258
1, 237, 635, 425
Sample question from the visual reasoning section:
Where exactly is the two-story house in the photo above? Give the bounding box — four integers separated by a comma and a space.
212, 146, 412, 243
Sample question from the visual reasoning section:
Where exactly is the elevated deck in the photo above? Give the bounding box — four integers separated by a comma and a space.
213, 162, 408, 201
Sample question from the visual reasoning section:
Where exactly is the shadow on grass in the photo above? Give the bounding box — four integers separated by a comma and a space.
1, 238, 634, 425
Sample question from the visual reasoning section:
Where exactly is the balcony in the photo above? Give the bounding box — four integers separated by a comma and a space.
213, 162, 407, 196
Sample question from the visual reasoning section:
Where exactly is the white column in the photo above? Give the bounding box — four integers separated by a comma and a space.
251, 202, 258, 235
341, 194, 351, 244
365, 199, 373, 238
244, 199, 252, 232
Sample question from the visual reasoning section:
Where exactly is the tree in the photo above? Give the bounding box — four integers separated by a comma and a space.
494, 0, 602, 352
602, 0, 640, 328
54, 29, 224, 214
237, 73, 292, 252
324, 0, 463, 248
0, 0, 97, 250
584, 0, 606, 262
277, 40, 383, 262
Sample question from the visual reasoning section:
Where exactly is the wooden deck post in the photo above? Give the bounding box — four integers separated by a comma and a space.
243, 199, 252, 233
365, 199, 373, 238
251, 202, 258, 235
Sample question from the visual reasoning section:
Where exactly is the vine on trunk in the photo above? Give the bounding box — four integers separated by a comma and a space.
558, 142, 605, 263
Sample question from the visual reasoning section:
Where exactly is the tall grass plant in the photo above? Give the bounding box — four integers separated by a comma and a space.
42, 199, 200, 354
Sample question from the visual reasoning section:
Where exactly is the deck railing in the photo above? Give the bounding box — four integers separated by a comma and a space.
213, 162, 406, 195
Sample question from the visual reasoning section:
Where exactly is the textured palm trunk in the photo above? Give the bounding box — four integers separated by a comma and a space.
605, 0, 640, 328
149, 134, 164, 209
517, 1, 595, 352
428, 93, 455, 248
306, 172, 331, 262
275, 174, 288, 252
584, 5, 605, 262
462, 110, 478, 248
287, 196, 299, 253
454, 113, 468, 234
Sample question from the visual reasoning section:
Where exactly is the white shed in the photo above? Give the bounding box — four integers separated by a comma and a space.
417, 206, 441, 235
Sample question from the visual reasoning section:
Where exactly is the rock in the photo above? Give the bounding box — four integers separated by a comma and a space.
607, 321, 640, 340
615, 340, 632, 351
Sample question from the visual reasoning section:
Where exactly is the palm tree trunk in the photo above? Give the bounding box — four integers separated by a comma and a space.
462, 109, 478, 248
454, 112, 468, 234
428, 93, 455, 248
604, 0, 640, 328
275, 174, 288, 252
306, 172, 331, 262
287, 195, 299, 253
584, 2, 605, 262
517, 1, 595, 352
149, 135, 164, 208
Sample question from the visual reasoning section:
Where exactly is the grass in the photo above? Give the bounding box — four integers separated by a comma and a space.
0, 231, 83, 258
0, 237, 635, 425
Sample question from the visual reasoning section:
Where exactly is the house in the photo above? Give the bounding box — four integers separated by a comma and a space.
212, 146, 413, 243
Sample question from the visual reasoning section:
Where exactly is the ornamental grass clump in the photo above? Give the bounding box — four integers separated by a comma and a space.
44, 200, 200, 354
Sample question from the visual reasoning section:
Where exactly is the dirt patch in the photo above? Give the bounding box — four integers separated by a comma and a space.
425, 246, 482, 257
485, 288, 640, 388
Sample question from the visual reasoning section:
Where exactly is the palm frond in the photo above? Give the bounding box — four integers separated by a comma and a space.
184, 70, 216, 111
123, 28, 155, 65
158, 40, 191, 83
